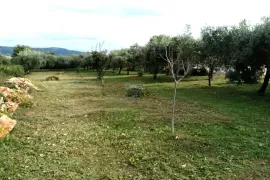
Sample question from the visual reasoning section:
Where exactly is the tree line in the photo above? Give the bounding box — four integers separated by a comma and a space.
1, 16, 270, 93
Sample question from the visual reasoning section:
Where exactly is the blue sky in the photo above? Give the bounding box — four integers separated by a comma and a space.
0, 0, 269, 51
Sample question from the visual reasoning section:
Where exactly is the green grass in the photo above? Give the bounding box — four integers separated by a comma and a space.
0, 71, 269, 179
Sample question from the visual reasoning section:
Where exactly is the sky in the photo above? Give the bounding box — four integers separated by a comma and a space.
0, 0, 269, 52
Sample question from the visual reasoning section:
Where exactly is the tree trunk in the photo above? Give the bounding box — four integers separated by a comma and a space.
208, 74, 211, 87
209, 66, 214, 80
257, 65, 270, 95
153, 65, 158, 80
127, 68, 130, 75
171, 81, 177, 135
153, 73, 157, 80
118, 66, 122, 74
207, 65, 214, 87
112, 68, 115, 73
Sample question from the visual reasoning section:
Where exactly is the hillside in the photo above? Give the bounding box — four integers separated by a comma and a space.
0, 46, 85, 55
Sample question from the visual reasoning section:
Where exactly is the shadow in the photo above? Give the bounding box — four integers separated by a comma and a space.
102, 74, 208, 84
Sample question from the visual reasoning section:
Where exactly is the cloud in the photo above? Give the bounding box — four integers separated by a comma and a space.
51, 6, 161, 17
0, 0, 269, 51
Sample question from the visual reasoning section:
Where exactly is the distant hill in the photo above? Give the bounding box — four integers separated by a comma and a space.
0, 46, 85, 55
0, 46, 13, 54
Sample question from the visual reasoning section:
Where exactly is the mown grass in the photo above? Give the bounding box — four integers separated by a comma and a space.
0, 71, 269, 179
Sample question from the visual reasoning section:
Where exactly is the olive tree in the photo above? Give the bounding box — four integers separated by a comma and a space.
11, 49, 46, 73
92, 50, 108, 83
12, 45, 31, 57
128, 43, 145, 73
146, 35, 172, 80
200, 26, 230, 86
254, 17, 270, 94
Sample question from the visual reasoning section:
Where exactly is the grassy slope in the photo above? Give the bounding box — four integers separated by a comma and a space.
0, 71, 269, 180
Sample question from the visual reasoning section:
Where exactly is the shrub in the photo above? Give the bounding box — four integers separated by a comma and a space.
0, 65, 25, 77
126, 88, 144, 97
45, 76, 59, 81
126, 84, 144, 98
190, 68, 208, 76
137, 71, 144, 77
0, 55, 11, 65
225, 69, 261, 84
225, 70, 241, 83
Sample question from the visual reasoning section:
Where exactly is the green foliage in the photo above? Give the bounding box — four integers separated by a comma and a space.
54, 56, 71, 69
41, 54, 83, 70
108, 49, 130, 74
191, 68, 208, 76
12, 44, 31, 57
70, 55, 82, 68
91, 51, 108, 80
198, 26, 231, 86
44, 54, 56, 69
126, 84, 144, 97
11, 49, 46, 72
225, 70, 241, 83
223, 18, 270, 87
137, 70, 144, 77
145, 35, 172, 79
225, 68, 263, 84
45, 76, 59, 81
82, 53, 93, 69
127, 44, 145, 73
0, 55, 11, 65
126, 87, 144, 98
0, 65, 25, 77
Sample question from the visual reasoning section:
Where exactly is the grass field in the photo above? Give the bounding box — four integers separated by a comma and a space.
0, 71, 269, 179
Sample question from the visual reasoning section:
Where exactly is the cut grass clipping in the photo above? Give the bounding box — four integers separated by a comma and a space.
45, 76, 59, 81
126, 84, 144, 98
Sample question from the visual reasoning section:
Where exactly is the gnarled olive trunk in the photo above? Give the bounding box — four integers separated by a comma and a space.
153, 73, 157, 80
118, 66, 122, 74
257, 65, 270, 95
207, 65, 214, 87
153, 65, 159, 80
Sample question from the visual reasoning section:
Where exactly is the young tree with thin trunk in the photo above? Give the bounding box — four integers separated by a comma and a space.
160, 47, 193, 135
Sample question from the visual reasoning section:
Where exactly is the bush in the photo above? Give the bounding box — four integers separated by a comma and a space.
0, 55, 11, 65
225, 69, 261, 84
225, 69, 262, 84
126, 88, 144, 97
126, 84, 144, 98
225, 70, 240, 83
137, 71, 144, 77
45, 76, 59, 81
190, 68, 208, 76
0, 65, 25, 77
